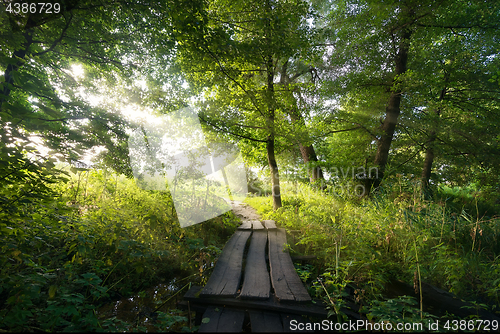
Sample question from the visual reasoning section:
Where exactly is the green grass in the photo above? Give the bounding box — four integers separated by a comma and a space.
244, 178, 500, 321
244, 195, 273, 216
3, 168, 498, 330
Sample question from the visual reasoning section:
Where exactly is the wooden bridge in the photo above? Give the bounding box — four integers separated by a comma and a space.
179, 219, 327, 332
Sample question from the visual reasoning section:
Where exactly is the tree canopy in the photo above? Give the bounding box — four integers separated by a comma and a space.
1, 0, 499, 206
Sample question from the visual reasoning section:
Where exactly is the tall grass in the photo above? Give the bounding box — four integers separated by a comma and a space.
246, 176, 500, 311
0, 168, 238, 331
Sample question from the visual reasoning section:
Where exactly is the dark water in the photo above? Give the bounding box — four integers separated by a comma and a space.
98, 278, 192, 332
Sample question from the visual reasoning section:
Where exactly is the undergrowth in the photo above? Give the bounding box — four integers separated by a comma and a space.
0, 167, 237, 332
245, 176, 500, 322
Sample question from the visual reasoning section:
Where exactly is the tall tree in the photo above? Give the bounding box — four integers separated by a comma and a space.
279, 60, 324, 182
409, 34, 500, 194
323, 0, 418, 189
0, 0, 204, 213
172, 0, 315, 209
320, 0, 500, 192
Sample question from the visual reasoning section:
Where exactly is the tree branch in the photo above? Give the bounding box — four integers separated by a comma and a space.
198, 115, 266, 143
201, 44, 266, 119
321, 126, 363, 135
32, 12, 73, 57
37, 116, 87, 122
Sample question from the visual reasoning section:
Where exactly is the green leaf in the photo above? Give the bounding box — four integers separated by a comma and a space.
49, 285, 57, 299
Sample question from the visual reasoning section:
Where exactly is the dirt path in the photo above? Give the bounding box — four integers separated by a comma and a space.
228, 200, 261, 221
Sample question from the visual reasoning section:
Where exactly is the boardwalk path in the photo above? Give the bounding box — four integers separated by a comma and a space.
229, 200, 262, 222
180, 200, 327, 332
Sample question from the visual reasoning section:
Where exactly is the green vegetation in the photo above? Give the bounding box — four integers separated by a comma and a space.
1, 0, 499, 331
0, 167, 237, 331
246, 178, 500, 324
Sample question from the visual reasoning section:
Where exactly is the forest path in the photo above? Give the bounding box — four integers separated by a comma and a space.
228, 199, 262, 221
180, 200, 328, 332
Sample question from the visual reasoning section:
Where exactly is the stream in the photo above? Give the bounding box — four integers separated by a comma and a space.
97, 278, 189, 331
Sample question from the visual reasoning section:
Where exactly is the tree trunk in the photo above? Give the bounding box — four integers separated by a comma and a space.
289, 111, 324, 182
371, 27, 412, 189
264, 45, 282, 209
1, 30, 33, 110
280, 61, 324, 183
421, 131, 436, 194
421, 87, 446, 196
267, 136, 282, 209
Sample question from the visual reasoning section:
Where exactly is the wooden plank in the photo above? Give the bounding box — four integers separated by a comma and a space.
238, 221, 252, 230
184, 286, 326, 318
263, 220, 277, 229
240, 230, 270, 299
198, 307, 245, 332
268, 229, 293, 301
201, 230, 251, 297
198, 307, 221, 332
252, 220, 265, 230
218, 308, 245, 332
268, 229, 311, 302
249, 311, 283, 332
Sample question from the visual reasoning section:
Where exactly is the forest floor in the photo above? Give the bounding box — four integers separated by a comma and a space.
228, 199, 262, 222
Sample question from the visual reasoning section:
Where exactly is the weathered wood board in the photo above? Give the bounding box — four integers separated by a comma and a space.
198, 307, 245, 332
268, 229, 311, 302
249, 311, 283, 332
200, 230, 251, 297
238, 221, 252, 230
184, 286, 326, 317
262, 220, 277, 229
240, 230, 270, 299
252, 220, 265, 230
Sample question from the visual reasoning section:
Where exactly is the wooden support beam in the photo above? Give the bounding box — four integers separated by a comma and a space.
184, 286, 326, 317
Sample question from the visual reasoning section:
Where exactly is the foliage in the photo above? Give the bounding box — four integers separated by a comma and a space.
315, 0, 500, 191
246, 178, 500, 318
434, 184, 500, 218
1, 0, 499, 329
362, 295, 438, 331
0, 167, 238, 331
154, 310, 195, 332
